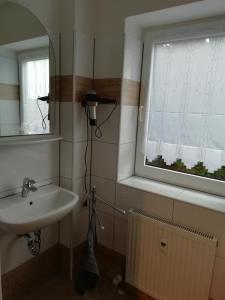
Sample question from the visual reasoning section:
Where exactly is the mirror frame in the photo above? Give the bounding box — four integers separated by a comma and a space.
0, 1, 61, 144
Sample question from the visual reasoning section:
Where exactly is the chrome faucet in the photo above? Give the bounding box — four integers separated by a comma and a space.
21, 177, 37, 198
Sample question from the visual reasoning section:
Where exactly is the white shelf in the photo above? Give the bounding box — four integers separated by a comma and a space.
0, 135, 63, 146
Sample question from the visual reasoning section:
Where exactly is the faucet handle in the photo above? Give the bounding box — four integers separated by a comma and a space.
23, 177, 36, 186
21, 177, 37, 197
29, 179, 36, 185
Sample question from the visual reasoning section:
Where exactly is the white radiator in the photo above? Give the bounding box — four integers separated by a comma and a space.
126, 210, 217, 300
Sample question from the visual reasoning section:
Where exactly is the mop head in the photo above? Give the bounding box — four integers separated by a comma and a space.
74, 240, 100, 295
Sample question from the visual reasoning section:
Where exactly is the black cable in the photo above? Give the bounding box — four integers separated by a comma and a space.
83, 106, 94, 222
89, 125, 93, 221
83, 100, 117, 218
84, 106, 89, 199
94, 102, 118, 139
36, 98, 48, 130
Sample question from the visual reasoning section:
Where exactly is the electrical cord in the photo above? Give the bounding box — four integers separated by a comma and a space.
94, 101, 118, 139
83, 106, 94, 221
89, 125, 93, 221
83, 101, 118, 211
36, 98, 48, 130
84, 106, 89, 196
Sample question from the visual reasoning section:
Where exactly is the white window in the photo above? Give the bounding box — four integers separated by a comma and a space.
19, 49, 50, 135
136, 20, 225, 196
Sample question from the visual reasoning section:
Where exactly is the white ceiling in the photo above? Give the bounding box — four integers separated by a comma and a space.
126, 0, 225, 32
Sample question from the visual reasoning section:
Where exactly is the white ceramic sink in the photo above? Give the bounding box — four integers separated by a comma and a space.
0, 184, 79, 235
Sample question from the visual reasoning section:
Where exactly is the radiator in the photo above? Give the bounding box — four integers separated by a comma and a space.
126, 210, 218, 300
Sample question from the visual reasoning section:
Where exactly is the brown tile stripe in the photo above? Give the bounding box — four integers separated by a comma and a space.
75, 76, 93, 103
55, 76, 140, 106
94, 78, 122, 103
52, 75, 93, 102
0, 83, 19, 101
50, 76, 60, 101
121, 78, 140, 106
58, 75, 73, 102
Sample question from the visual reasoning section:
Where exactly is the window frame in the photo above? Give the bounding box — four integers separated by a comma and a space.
135, 18, 225, 197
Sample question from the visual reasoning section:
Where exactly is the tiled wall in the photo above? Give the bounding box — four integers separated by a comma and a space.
115, 182, 225, 300
90, 33, 123, 249
59, 30, 94, 248
65, 14, 225, 300
4, 0, 223, 299
114, 34, 143, 255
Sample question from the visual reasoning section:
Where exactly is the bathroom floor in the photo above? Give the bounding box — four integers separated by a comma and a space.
20, 273, 137, 300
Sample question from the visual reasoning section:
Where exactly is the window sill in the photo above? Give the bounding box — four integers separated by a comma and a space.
0, 135, 63, 146
118, 176, 225, 214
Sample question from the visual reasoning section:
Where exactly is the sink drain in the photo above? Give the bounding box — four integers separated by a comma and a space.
24, 230, 41, 256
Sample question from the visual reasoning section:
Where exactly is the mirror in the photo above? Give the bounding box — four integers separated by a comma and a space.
0, 2, 57, 137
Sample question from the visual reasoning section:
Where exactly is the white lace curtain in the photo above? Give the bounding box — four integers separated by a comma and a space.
20, 50, 49, 134
146, 35, 225, 173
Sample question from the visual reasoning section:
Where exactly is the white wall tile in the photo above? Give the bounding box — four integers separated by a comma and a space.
0, 101, 20, 126
117, 142, 135, 181
72, 176, 88, 208
96, 211, 114, 249
0, 56, 18, 84
93, 104, 120, 144
173, 201, 225, 259
210, 256, 225, 300
92, 176, 116, 214
75, 31, 94, 78
116, 183, 174, 221
114, 218, 127, 255
123, 34, 143, 82
60, 208, 89, 248
61, 102, 73, 141
0, 125, 20, 136
53, 101, 60, 135
0, 143, 59, 193
60, 176, 72, 190
94, 35, 124, 78
0, 223, 58, 274
60, 31, 74, 76
60, 141, 72, 179
92, 141, 118, 180
73, 208, 89, 247
119, 105, 138, 144
73, 102, 87, 142
73, 141, 90, 179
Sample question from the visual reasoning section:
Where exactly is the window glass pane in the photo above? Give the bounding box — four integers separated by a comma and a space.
145, 35, 225, 181
21, 58, 49, 134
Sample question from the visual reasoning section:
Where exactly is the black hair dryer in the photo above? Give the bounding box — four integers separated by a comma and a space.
82, 90, 117, 126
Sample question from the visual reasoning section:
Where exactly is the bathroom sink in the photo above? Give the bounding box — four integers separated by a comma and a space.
0, 184, 79, 235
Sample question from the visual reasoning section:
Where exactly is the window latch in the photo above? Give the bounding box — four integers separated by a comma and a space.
139, 105, 144, 122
